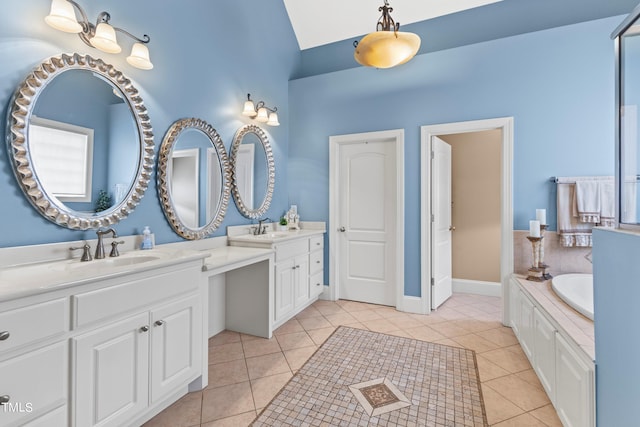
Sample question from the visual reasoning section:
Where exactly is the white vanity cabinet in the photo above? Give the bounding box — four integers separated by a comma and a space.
0, 298, 70, 427
72, 264, 203, 427
508, 276, 595, 427
0, 247, 207, 427
229, 228, 326, 329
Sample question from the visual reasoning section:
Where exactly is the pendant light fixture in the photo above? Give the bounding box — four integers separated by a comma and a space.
354, 0, 421, 69
45, 0, 153, 70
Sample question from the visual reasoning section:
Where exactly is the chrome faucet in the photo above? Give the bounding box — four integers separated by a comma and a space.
95, 228, 117, 259
70, 242, 92, 262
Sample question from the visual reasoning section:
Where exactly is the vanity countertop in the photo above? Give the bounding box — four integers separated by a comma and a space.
201, 246, 274, 274
228, 228, 325, 247
0, 248, 208, 303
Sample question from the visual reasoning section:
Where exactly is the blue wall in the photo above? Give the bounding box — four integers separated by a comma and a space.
289, 17, 619, 296
0, 0, 299, 247
593, 228, 640, 426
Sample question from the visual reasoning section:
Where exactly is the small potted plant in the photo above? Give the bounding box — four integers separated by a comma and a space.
278, 216, 288, 231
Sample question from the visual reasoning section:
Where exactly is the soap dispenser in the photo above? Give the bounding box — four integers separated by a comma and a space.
141, 226, 153, 250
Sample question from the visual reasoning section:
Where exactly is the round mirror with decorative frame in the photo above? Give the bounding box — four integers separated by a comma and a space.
6, 53, 154, 230
157, 118, 231, 240
230, 124, 275, 219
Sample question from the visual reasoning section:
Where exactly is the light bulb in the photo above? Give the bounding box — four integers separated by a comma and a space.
126, 43, 153, 70
45, 0, 82, 33
255, 107, 269, 122
90, 23, 121, 54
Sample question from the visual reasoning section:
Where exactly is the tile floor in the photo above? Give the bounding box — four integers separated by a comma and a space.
144, 293, 563, 427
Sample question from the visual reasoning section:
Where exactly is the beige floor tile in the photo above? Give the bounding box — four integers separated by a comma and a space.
434, 338, 462, 347
242, 338, 281, 358
529, 404, 564, 427
298, 315, 333, 330
283, 346, 318, 371
273, 318, 305, 335
314, 303, 347, 316
250, 372, 293, 408
209, 342, 244, 365
294, 305, 323, 319
275, 331, 315, 351
323, 311, 358, 326
476, 327, 519, 347
209, 330, 241, 347
481, 346, 532, 373
349, 309, 383, 322
485, 374, 550, 411
515, 369, 545, 391
452, 333, 501, 353
453, 318, 503, 333
385, 329, 414, 339
142, 391, 202, 427
369, 305, 400, 318
476, 354, 510, 382
239, 333, 261, 342
481, 386, 525, 425
336, 300, 374, 312
207, 359, 248, 388
431, 306, 468, 320
361, 318, 399, 333
201, 410, 257, 427
416, 312, 449, 325
387, 314, 422, 330
306, 326, 337, 345
201, 382, 255, 423
245, 352, 291, 380
405, 325, 446, 342
491, 412, 549, 426
429, 321, 472, 338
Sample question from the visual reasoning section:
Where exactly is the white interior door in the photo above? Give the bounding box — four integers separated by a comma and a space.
170, 148, 199, 229
431, 136, 453, 309
235, 144, 255, 209
338, 139, 396, 306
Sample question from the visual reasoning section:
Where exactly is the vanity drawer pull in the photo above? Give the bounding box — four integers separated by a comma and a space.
154, 320, 165, 326
0, 395, 9, 404
139, 325, 150, 332
0, 331, 9, 341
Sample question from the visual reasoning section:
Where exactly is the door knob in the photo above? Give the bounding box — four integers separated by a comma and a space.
339, 227, 346, 232
449, 225, 456, 231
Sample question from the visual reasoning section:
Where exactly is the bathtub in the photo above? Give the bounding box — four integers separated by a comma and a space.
551, 274, 594, 320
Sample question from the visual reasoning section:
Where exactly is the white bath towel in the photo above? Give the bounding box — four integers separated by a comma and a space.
599, 180, 615, 227
557, 183, 593, 247
575, 180, 600, 223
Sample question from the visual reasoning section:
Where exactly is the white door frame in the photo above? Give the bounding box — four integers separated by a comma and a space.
329, 129, 405, 309
421, 118, 514, 323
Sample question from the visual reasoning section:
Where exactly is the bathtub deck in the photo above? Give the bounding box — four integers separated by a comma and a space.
515, 275, 595, 360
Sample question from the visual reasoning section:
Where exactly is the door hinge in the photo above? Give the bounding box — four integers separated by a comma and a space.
431, 213, 435, 222
431, 277, 435, 287
431, 151, 434, 159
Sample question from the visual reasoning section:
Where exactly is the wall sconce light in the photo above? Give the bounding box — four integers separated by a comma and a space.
242, 94, 279, 126
353, 0, 421, 69
45, 0, 153, 70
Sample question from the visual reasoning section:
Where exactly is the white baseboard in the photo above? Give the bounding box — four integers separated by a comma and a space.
453, 278, 501, 297
399, 296, 424, 314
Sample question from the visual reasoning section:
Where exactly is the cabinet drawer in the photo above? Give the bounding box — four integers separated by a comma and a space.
73, 266, 199, 328
0, 342, 67, 426
275, 239, 308, 262
309, 235, 324, 251
0, 298, 69, 354
309, 250, 323, 274
22, 405, 67, 427
310, 271, 324, 298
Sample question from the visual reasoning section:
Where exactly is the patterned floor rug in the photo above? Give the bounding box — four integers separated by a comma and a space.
251, 326, 488, 426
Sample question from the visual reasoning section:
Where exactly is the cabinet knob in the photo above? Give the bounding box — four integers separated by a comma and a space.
316, 283, 321, 287
0, 395, 10, 404
339, 227, 346, 232
154, 320, 165, 326
316, 260, 321, 264
0, 331, 9, 341
139, 325, 150, 332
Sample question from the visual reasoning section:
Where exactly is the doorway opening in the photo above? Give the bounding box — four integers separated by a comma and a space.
421, 118, 513, 323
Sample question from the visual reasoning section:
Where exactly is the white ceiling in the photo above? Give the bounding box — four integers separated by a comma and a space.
283, 0, 503, 50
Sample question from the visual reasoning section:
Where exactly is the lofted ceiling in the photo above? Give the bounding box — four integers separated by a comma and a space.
283, 0, 503, 50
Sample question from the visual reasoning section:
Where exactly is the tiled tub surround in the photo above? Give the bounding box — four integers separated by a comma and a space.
510, 275, 595, 427
513, 230, 592, 277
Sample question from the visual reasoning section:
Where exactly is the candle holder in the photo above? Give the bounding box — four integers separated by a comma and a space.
539, 225, 552, 280
526, 236, 545, 282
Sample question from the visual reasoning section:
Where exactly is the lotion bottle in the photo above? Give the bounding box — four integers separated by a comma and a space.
141, 226, 153, 249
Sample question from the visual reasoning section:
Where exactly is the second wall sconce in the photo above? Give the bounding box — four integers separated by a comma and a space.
45, 0, 153, 70
242, 94, 279, 126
